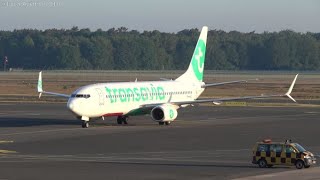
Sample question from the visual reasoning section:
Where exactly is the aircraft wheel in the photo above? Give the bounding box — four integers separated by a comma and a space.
117, 116, 122, 125
165, 122, 171, 125
117, 116, 128, 125
123, 116, 128, 124
82, 121, 89, 128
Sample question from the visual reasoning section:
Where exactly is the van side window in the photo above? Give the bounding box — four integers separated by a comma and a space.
257, 144, 269, 152
275, 145, 282, 152
285, 145, 295, 153
270, 144, 276, 152
270, 144, 282, 152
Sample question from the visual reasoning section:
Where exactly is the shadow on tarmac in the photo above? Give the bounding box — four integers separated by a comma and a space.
93, 161, 291, 169
0, 117, 145, 127
0, 117, 79, 127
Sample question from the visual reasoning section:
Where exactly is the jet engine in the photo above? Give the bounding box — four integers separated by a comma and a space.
151, 104, 178, 122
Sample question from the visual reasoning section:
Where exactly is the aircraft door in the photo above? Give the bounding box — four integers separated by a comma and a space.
192, 83, 202, 99
95, 88, 104, 106
192, 83, 197, 99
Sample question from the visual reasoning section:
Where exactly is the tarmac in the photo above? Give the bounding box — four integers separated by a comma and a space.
0, 103, 319, 180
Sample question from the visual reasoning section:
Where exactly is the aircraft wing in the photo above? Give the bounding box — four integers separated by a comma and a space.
174, 94, 287, 106
140, 74, 298, 109
178, 74, 298, 106
37, 71, 70, 98
202, 79, 258, 88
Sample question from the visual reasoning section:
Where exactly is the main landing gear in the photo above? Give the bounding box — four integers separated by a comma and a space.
117, 116, 128, 125
159, 121, 171, 126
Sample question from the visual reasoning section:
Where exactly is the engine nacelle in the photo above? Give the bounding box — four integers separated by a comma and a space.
151, 104, 178, 122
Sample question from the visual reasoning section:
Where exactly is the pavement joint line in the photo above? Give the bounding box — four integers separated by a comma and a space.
232, 167, 320, 180
6, 153, 250, 164
80, 149, 250, 156
9, 155, 251, 164
179, 114, 315, 125
207, 113, 315, 121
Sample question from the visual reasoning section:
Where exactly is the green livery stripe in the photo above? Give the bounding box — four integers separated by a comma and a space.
191, 39, 206, 81
105, 85, 166, 103
126, 108, 150, 116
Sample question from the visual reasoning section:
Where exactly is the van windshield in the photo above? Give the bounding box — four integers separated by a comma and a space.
293, 143, 306, 152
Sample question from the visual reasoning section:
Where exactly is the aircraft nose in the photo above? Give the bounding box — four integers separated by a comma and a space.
67, 100, 75, 111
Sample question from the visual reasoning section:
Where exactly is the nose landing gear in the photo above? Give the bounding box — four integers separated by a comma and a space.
81, 116, 90, 128
81, 121, 89, 128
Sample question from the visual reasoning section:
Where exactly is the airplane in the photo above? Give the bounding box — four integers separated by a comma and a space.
37, 26, 299, 128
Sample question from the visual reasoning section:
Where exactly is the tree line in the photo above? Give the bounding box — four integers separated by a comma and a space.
0, 27, 319, 70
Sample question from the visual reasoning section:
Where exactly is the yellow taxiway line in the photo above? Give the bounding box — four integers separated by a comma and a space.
0, 140, 17, 154
0, 149, 17, 154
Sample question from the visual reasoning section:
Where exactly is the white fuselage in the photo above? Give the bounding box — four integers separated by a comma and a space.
67, 80, 205, 119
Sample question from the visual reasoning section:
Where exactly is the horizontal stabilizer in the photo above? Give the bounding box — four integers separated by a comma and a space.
202, 78, 258, 88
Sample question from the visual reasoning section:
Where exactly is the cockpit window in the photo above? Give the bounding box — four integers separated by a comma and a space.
71, 94, 91, 98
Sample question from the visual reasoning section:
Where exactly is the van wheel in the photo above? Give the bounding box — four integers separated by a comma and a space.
258, 159, 267, 168
295, 160, 304, 169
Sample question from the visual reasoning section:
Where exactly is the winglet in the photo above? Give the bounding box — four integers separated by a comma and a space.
38, 71, 43, 98
285, 74, 298, 102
